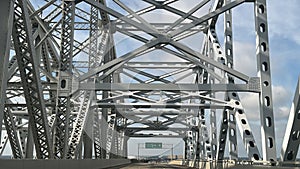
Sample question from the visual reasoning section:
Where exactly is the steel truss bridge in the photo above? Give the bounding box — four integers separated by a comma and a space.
0, 0, 299, 168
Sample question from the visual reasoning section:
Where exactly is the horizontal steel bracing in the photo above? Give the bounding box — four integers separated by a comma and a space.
77, 82, 260, 92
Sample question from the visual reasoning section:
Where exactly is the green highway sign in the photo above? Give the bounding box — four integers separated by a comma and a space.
145, 142, 162, 149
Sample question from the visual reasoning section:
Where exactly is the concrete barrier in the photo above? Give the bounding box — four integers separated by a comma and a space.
0, 159, 131, 169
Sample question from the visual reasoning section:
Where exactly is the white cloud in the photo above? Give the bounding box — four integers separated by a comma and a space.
272, 85, 292, 119
240, 93, 259, 120
268, 0, 300, 45
233, 41, 256, 77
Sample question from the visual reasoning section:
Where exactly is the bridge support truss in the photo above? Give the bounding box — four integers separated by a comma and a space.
0, 0, 299, 168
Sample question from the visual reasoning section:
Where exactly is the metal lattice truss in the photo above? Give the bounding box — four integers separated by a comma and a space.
0, 0, 299, 166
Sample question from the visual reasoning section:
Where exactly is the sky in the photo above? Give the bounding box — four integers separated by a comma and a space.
6, 0, 300, 159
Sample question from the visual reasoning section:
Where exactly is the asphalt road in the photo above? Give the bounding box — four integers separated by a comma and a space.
107, 163, 195, 169
106, 163, 300, 169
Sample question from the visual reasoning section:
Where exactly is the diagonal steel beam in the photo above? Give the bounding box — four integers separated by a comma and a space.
169, 0, 246, 37
0, 0, 14, 144
12, 0, 53, 159
78, 38, 161, 81
84, 0, 161, 37
170, 40, 249, 82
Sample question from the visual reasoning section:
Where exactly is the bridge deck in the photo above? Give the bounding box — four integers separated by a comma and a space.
107, 162, 300, 169
107, 163, 195, 169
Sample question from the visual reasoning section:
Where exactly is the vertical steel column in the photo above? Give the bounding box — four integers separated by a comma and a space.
83, 101, 94, 159
83, 130, 93, 158
183, 137, 188, 165
281, 77, 300, 161
3, 108, 22, 159
106, 111, 116, 159
97, 0, 111, 159
199, 113, 207, 161
208, 37, 217, 160
77, 142, 83, 159
209, 110, 217, 160
19, 129, 27, 157
123, 135, 129, 158
217, 108, 229, 161
46, 39, 60, 69
82, 91, 95, 159
201, 40, 212, 161
0, 0, 14, 143
83, 0, 100, 158
224, 0, 238, 160
67, 91, 94, 158
116, 116, 126, 158
89, 0, 101, 69
199, 44, 209, 162
12, 0, 53, 159
113, 70, 125, 158
39, 33, 56, 112
93, 110, 103, 158
216, 2, 261, 160
195, 68, 206, 165
103, 26, 118, 159
0, 135, 9, 156
185, 115, 198, 167
111, 125, 119, 158
255, 0, 276, 161
227, 96, 238, 160
103, 43, 114, 159
93, 31, 109, 159
54, 0, 75, 159
209, 24, 229, 161
67, 0, 110, 158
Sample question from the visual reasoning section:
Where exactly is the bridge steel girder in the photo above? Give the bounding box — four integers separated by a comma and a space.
3, 108, 23, 159
0, 0, 293, 166
255, 0, 277, 161
223, 0, 238, 161
54, 0, 76, 159
12, 0, 53, 159
0, 0, 14, 145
